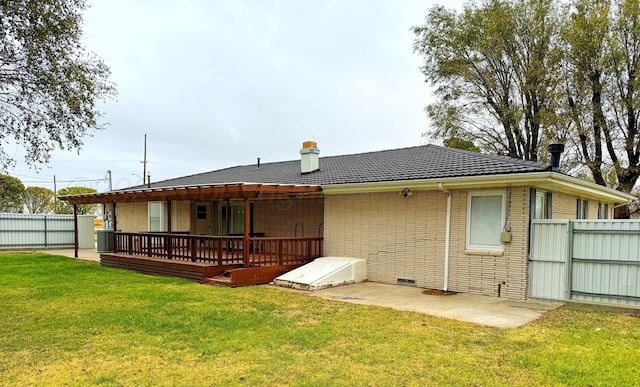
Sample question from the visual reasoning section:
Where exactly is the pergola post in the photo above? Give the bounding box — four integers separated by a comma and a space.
73, 204, 79, 258
112, 202, 117, 253
243, 198, 250, 267
167, 200, 173, 260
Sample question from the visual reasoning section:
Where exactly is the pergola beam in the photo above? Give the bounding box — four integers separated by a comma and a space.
59, 183, 322, 205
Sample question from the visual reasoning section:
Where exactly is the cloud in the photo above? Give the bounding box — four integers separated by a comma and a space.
8, 0, 465, 191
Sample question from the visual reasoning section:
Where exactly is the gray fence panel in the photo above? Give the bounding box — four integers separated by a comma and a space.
529, 220, 570, 300
0, 213, 95, 249
570, 220, 640, 306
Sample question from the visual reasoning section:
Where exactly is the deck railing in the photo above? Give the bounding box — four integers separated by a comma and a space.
113, 232, 323, 267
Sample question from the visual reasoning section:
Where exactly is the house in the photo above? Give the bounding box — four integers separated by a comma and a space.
61, 142, 635, 299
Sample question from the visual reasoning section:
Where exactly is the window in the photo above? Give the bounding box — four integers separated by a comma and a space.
467, 192, 505, 250
576, 199, 588, 219
598, 203, 609, 219
219, 202, 245, 235
534, 192, 546, 219
196, 205, 207, 220
148, 201, 178, 231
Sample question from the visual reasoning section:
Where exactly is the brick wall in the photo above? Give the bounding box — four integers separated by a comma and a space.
253, 197, 324, 237
553, 192, 608, 219
324, 187, 532, 299
114, 202, 147, 232
113, 200, 190, 232
447, 187, 530, 299
324, 191, 447, 290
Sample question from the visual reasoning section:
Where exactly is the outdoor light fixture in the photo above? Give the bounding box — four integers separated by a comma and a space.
402, 188, 412, 198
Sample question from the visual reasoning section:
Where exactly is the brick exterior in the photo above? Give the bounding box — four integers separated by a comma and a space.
108, 198, 323, 237
323, 186, 611, 300
253, 198, 324, 237
103, 185, 618, 300
113, 201, 190, 232
552, 192, 610, 219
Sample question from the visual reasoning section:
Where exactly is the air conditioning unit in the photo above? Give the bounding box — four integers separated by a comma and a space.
96, 229, 114, 253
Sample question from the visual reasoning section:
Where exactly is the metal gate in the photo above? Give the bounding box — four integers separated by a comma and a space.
529, 220, 570, 300
530, 219, 640, 306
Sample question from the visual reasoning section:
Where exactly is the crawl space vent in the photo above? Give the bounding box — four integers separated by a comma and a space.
397, 278, 416, 286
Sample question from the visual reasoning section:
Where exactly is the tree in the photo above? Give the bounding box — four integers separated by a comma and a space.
413, 0, 565, 162
0, 174, 26, 212
414, 0, 640, 213
0, 0, 116, 171
443, 137, 481, 152
25, 186, 54, 214
561, 0, 640, 215
56, 186, 98, 215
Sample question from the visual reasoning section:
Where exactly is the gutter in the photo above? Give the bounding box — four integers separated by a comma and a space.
438, 182, 451, 292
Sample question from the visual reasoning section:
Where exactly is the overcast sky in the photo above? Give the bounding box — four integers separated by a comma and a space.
9, 0, 464, 192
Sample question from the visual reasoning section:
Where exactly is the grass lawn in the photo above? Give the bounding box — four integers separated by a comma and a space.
1, 253, 639, 386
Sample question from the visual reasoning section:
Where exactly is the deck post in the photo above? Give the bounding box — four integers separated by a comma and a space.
147, 233, 152, 257
191, 236, 197, 262
217, 237, 223, 265
243, 198, 250, 268
167, 200, 172, 260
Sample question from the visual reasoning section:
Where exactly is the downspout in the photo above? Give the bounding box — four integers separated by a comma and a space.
438, 183, 451, 292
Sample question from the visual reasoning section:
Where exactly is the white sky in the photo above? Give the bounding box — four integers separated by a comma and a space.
8, 0, 465, 192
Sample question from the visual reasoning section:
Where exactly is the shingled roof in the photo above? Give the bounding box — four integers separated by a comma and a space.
138, 144, 551, 190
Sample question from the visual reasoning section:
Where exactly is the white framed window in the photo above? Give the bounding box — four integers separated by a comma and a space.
148, 201, 178, 232
467, 192, 505, 250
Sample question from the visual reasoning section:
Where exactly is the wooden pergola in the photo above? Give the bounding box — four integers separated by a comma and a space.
60, 182, 323, 263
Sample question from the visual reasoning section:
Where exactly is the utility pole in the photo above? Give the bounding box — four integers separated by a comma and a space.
141, 133, 147, 185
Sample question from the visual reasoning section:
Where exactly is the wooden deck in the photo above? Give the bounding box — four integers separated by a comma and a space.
102, 232, 323, 286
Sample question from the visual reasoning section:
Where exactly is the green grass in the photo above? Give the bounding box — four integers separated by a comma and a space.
1, 253, 639, 386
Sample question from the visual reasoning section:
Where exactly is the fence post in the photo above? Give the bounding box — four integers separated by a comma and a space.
43, 215, 48, 248
566, 221, 574, 301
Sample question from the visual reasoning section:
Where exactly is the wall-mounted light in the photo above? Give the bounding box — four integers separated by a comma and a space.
289, 194, 296, 200
402, 188, 412, 198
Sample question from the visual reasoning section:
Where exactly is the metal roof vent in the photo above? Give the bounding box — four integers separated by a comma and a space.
548, 143, 565, 172
300, 141, 320, 174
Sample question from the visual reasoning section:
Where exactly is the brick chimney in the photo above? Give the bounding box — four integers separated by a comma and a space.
300, 141, 320, 174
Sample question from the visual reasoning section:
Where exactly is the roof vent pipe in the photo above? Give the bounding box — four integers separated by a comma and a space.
300, 141, 320, 174
548, 143, 565, 172
257, 157, 261, 168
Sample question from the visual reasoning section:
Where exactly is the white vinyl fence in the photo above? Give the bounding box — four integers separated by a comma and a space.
530, 220, 640, 307
0, 213, 95, 249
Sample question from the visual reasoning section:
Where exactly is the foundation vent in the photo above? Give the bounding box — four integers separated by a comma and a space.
397, 278, 417, 286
